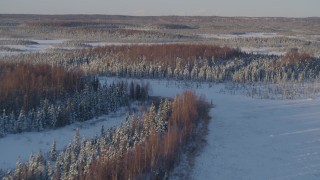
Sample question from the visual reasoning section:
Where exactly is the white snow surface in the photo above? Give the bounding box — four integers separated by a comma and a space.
240, 47, 286, 56
86, 42, 130, 47
86, 41, 178, 47
198, 32, 281, 39
311, 35, 320, 38
0, 39, 66, 56
2, 77, 320, 180
191, 90, 320, 180
0, 106, 130, 170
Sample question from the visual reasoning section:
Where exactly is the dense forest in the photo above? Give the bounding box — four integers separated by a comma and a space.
0, 62, 85, 112
3, 91, 210, 180
0, 62, 149, 137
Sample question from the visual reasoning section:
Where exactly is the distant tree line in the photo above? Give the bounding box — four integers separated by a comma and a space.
1, 23, 183, 42
1, 44, 319, 85
207, 36, 320, 56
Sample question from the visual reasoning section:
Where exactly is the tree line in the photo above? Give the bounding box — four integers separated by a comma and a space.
2, 44, 318, 84
0, 62, 84, 113
0, 62, 149, 137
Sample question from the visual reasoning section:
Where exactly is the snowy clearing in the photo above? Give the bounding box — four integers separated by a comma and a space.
0, 39, 66, 56
198, 32, 281, 39
0, 106, 132, 170
0, 39, 180, 57
240, 47, 286, 56
86, 41, 179, 47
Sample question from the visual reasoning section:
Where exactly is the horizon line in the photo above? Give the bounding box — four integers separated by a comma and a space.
0, 13, 319, 19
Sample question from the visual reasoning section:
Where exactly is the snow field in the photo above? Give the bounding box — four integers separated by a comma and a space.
198, 32, 281, 39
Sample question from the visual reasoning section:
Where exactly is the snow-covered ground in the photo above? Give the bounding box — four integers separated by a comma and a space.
0, 39, 66, 57
0, 39, 66, 50
86, 42, 129, 47
0, 106, 131, 170
86, 41, 178, 47
0, 39, 179, 57
191, 90, 320, 180
198, 32, 281, 39
2, 77, 320, 179
240, 47, 286, 56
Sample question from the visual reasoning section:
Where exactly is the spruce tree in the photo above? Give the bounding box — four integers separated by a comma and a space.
50, 140, 57, 161
74, 128, 80, 154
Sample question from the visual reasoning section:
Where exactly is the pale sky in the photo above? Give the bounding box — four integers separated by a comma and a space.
0, 0, 319, 17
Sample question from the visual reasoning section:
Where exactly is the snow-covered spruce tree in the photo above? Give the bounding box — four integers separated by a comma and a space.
16, 109, 26, 133
14, 159, 23, 180
74, 128, 80, 155
35, 150, 46, 179
50, 140, 58, 161
0, 110, 7, 137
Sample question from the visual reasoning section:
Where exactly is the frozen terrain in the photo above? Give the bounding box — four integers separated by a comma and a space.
1, 77, 320, 180
240, 47, 286, 56
0, 39, 179, 57
86, 41, 178, 47
198, 32, 281, 39
0, 39, 66, 57
0, 106, 131, 170
191, 90, 320, 180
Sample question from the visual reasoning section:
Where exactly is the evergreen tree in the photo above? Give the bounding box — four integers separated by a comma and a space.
74, 128, 80, 155
148, 103, 157, 133
50, 140, 58, 161
130, 81, 135, 100
14, 159, 23, 180
16, 109, 26, 133
0, 110, 6, 137
100, 125, 105, 137
135, 84, 141, 100
47, 161, 53, 179
35, 150, 46, 179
